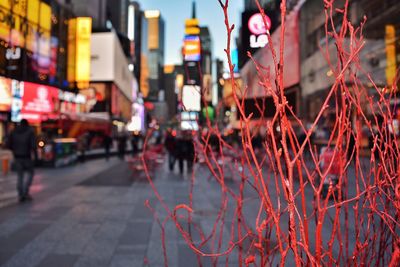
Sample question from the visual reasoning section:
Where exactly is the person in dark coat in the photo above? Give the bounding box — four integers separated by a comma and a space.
130, 133, 140, 156
7, 119, 37, 202
184, 134, 195, 172
164, 130, 177, 171
117, 134, 127, 160
103, 134, 113, 161
175, 133, 186, 174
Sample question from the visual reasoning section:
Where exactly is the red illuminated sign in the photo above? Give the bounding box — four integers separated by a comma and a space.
248, 13, 271, 48
21, 82, 59, 123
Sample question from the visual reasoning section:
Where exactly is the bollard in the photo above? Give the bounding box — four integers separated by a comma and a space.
2, 158, 9, 176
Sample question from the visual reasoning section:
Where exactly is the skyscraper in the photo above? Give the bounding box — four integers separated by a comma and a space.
143, 10, 165, 101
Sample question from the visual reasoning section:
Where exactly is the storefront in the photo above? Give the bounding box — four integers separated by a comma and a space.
239, 8, 300, 126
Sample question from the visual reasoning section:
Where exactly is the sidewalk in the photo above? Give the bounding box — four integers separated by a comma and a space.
0, 156, 238, 267
0, 158, 122, 209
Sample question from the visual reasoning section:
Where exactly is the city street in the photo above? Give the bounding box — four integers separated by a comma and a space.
0, 155, 235, 267
0, 152, 374, 267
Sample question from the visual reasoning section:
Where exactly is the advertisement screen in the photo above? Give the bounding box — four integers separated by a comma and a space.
75, 17, 92, 85
11, 80, 24, 122
181, 120, 199, 131
182, 85, 201, 111
0, 76, 12, 111
239, 10, 278, 68
184, 35, 201, 61
21, 82, 59, 123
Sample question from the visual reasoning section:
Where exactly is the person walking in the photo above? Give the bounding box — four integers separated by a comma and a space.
175, 133, 186, 174
164, 130, 176, 171
103, 134, 113, 161
130, 133, 140, 156
117, 134, 127, 160
7, 119, 37, 202
184, 134, 195, 173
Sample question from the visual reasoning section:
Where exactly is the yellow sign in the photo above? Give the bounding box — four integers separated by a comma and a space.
185, 18, 199, 27
67, 18, 76, 83
27, 0, 39, 24
185, 27, 200, 35
39, 2, 51, 31
385, 25, 397, 87
75, 17, 91, 85
13, 0, 27, 17
0, 6, 11, 42
0, 0, 10, 9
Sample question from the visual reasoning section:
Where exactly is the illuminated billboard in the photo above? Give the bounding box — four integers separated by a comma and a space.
75, 17, 92, 86
67, 17, 92, 88
184, 35, 201, 61
239, 10, 278, 68
385, 25, 396, 86
0, 77, 12, 111
21, 82, 59, 123
182, 85, 201, 111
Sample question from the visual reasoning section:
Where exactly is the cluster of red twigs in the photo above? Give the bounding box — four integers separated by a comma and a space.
143, 0, 400, 266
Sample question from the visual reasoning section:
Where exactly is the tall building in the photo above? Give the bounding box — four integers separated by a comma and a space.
164, 65, 182, 120
126, 2, 142, 87
143, 10, 165, 101
299, 0, 400, 119
200, 26, 213, 104
238, 0, 280, 69
244, 0, 278, 11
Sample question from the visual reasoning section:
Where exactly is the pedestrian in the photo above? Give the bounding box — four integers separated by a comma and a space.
130, 133, 140, 156
7, 119, 37, 202
117, 134, 127, 160
184, 133, 195, 173
175, 133, 186, 174
103, 134, 113, 161
164, 130, 177, 171
77, 133, 87, 163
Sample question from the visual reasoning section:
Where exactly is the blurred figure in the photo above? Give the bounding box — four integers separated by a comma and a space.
164, 129, 177, 171
103, 134, 113, 161
184, 133, 195, 173
77, 133, 88, 163
209, 133, 220, 157
155, 129, 163, 145
7, 119, 37, 202
117, 134, 127, 160
130, 132, 140, 156
252, 130, 262, 151
175, 132, 186, 174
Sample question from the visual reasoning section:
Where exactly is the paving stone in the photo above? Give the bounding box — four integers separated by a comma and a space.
0, 222, 49, 252
53, 224, 99, 255
34, 206, 70, 222
72, 256, 109, 267
78, 163, 133, 187
0, 251, 14, 265
36, 253, 79, 267
109, 254, 143, 267
2, 240, 53, 267
118, 222, 152, 246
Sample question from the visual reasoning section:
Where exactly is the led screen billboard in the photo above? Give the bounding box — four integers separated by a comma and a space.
184, 35, 201, 61
239, 10, 278, 68
182, 85, 201, 111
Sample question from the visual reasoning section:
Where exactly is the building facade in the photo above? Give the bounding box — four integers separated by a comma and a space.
143, 10, 165, 102
299, 0, 400, 119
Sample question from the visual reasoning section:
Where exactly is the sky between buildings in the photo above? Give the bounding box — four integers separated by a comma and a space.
136, 0, 244, 68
